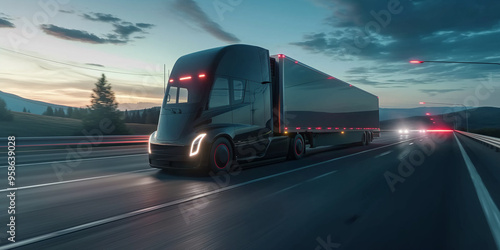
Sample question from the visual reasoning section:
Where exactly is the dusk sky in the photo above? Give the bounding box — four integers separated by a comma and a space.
0, 0, 499, 110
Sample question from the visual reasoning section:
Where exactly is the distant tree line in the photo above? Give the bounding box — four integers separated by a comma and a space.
124, 107, 160, 124
41, 105, 160, 124
42, 106, 90, 119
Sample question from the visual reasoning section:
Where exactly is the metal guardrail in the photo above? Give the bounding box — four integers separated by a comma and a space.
456, 130, 500, 152
0, 135, 149, 148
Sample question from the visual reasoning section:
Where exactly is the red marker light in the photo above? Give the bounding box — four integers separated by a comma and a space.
308, 127, 312, 130
198, 74, 206, 78
316, 127, 322, 130
278, 54, 286, 58
294, 61, 298, 64
284, 127, 288, 130
169, 79, 174, 83
410, 60, 423, 64
419, 102, 426, 105
327, 76, 335, 79
296, 127, 301, 130
426, 113, 431, 116
179, 76, 192, 81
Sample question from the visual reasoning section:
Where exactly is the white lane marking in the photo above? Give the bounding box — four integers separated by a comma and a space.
409, 142, 414, 145
0, 153, 148, 168
454, 133, 500, 249
375, 150, 393, 158
0, 169, 156, 193
1, 138, 413, 249
268, 170, 338, 197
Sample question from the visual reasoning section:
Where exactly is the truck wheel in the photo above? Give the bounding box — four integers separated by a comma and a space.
288, 134, 305, 160
360, 132, 367, 146
209, 137, 233, 173
366, 132, 372, 145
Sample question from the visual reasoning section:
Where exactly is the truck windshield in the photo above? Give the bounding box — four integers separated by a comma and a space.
163, 84, 202, 106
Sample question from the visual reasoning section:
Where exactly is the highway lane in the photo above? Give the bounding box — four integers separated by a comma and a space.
0, 132, 499, 249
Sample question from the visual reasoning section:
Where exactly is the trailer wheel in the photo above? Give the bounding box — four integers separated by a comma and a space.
360, 132, 367, 146
209, 137, 233, 173
366, 132, 372, 145
288, 134, 305, 160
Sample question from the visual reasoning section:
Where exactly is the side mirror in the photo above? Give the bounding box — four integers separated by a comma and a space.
167, 94, 171, 102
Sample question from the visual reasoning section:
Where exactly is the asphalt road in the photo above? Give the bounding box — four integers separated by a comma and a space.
0, 131, 499, 250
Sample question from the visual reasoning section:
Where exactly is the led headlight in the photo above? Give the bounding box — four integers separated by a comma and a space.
148, 132, 155, 154
190, 133, 206, 157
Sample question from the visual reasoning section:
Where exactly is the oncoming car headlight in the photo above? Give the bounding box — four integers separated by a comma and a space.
190, 133, 207, 157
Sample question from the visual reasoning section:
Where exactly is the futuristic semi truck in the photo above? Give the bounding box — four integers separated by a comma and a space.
149, 44, 379, 173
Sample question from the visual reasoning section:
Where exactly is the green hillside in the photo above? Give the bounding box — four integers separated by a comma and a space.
0, 111, 82, 137
0, 112, 156, 137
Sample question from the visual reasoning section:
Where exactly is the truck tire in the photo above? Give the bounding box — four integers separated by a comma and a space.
360, 132, 367, 146
366, 132, 372, 145
209, 137, 233, 173
287, 134, 305, 160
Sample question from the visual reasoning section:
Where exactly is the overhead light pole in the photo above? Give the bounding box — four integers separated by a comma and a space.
419, 101, 468, 132
409, 60, 500, 66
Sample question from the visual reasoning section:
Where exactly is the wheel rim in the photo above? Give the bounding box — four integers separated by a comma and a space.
214, 144, 230, 169
294, 137, 304, 155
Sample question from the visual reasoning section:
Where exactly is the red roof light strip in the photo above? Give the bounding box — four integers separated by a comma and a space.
179, 76, 192, 81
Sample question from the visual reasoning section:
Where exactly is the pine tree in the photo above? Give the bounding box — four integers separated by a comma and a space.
43, 106, 54, 116
67, 107, 73, 118
0, 98, 13, 121
23, 107, 27, 112
83, 74, 129, 134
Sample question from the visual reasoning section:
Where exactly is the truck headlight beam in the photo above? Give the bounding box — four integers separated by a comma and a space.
190, 133, 207, 157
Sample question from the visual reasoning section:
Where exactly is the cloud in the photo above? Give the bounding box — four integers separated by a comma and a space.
59, 9, 74, 14
113, 23, 142, 39
170, 0, 240, 43
41, 24, 126, 44
86, 63, 104, 67
136, 23, 155, 29
82, 12, 121, 23
419, 88, 463, 96
292, 0, 500, 85
0, 16, 14, 28
293, 0, 500, 61
43, 12, 155, 45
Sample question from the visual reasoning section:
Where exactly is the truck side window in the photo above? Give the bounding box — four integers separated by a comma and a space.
178, 88, 188, 103
209, 77, 230, 108
233, 80, 245, 103
166, 87, 178, 104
